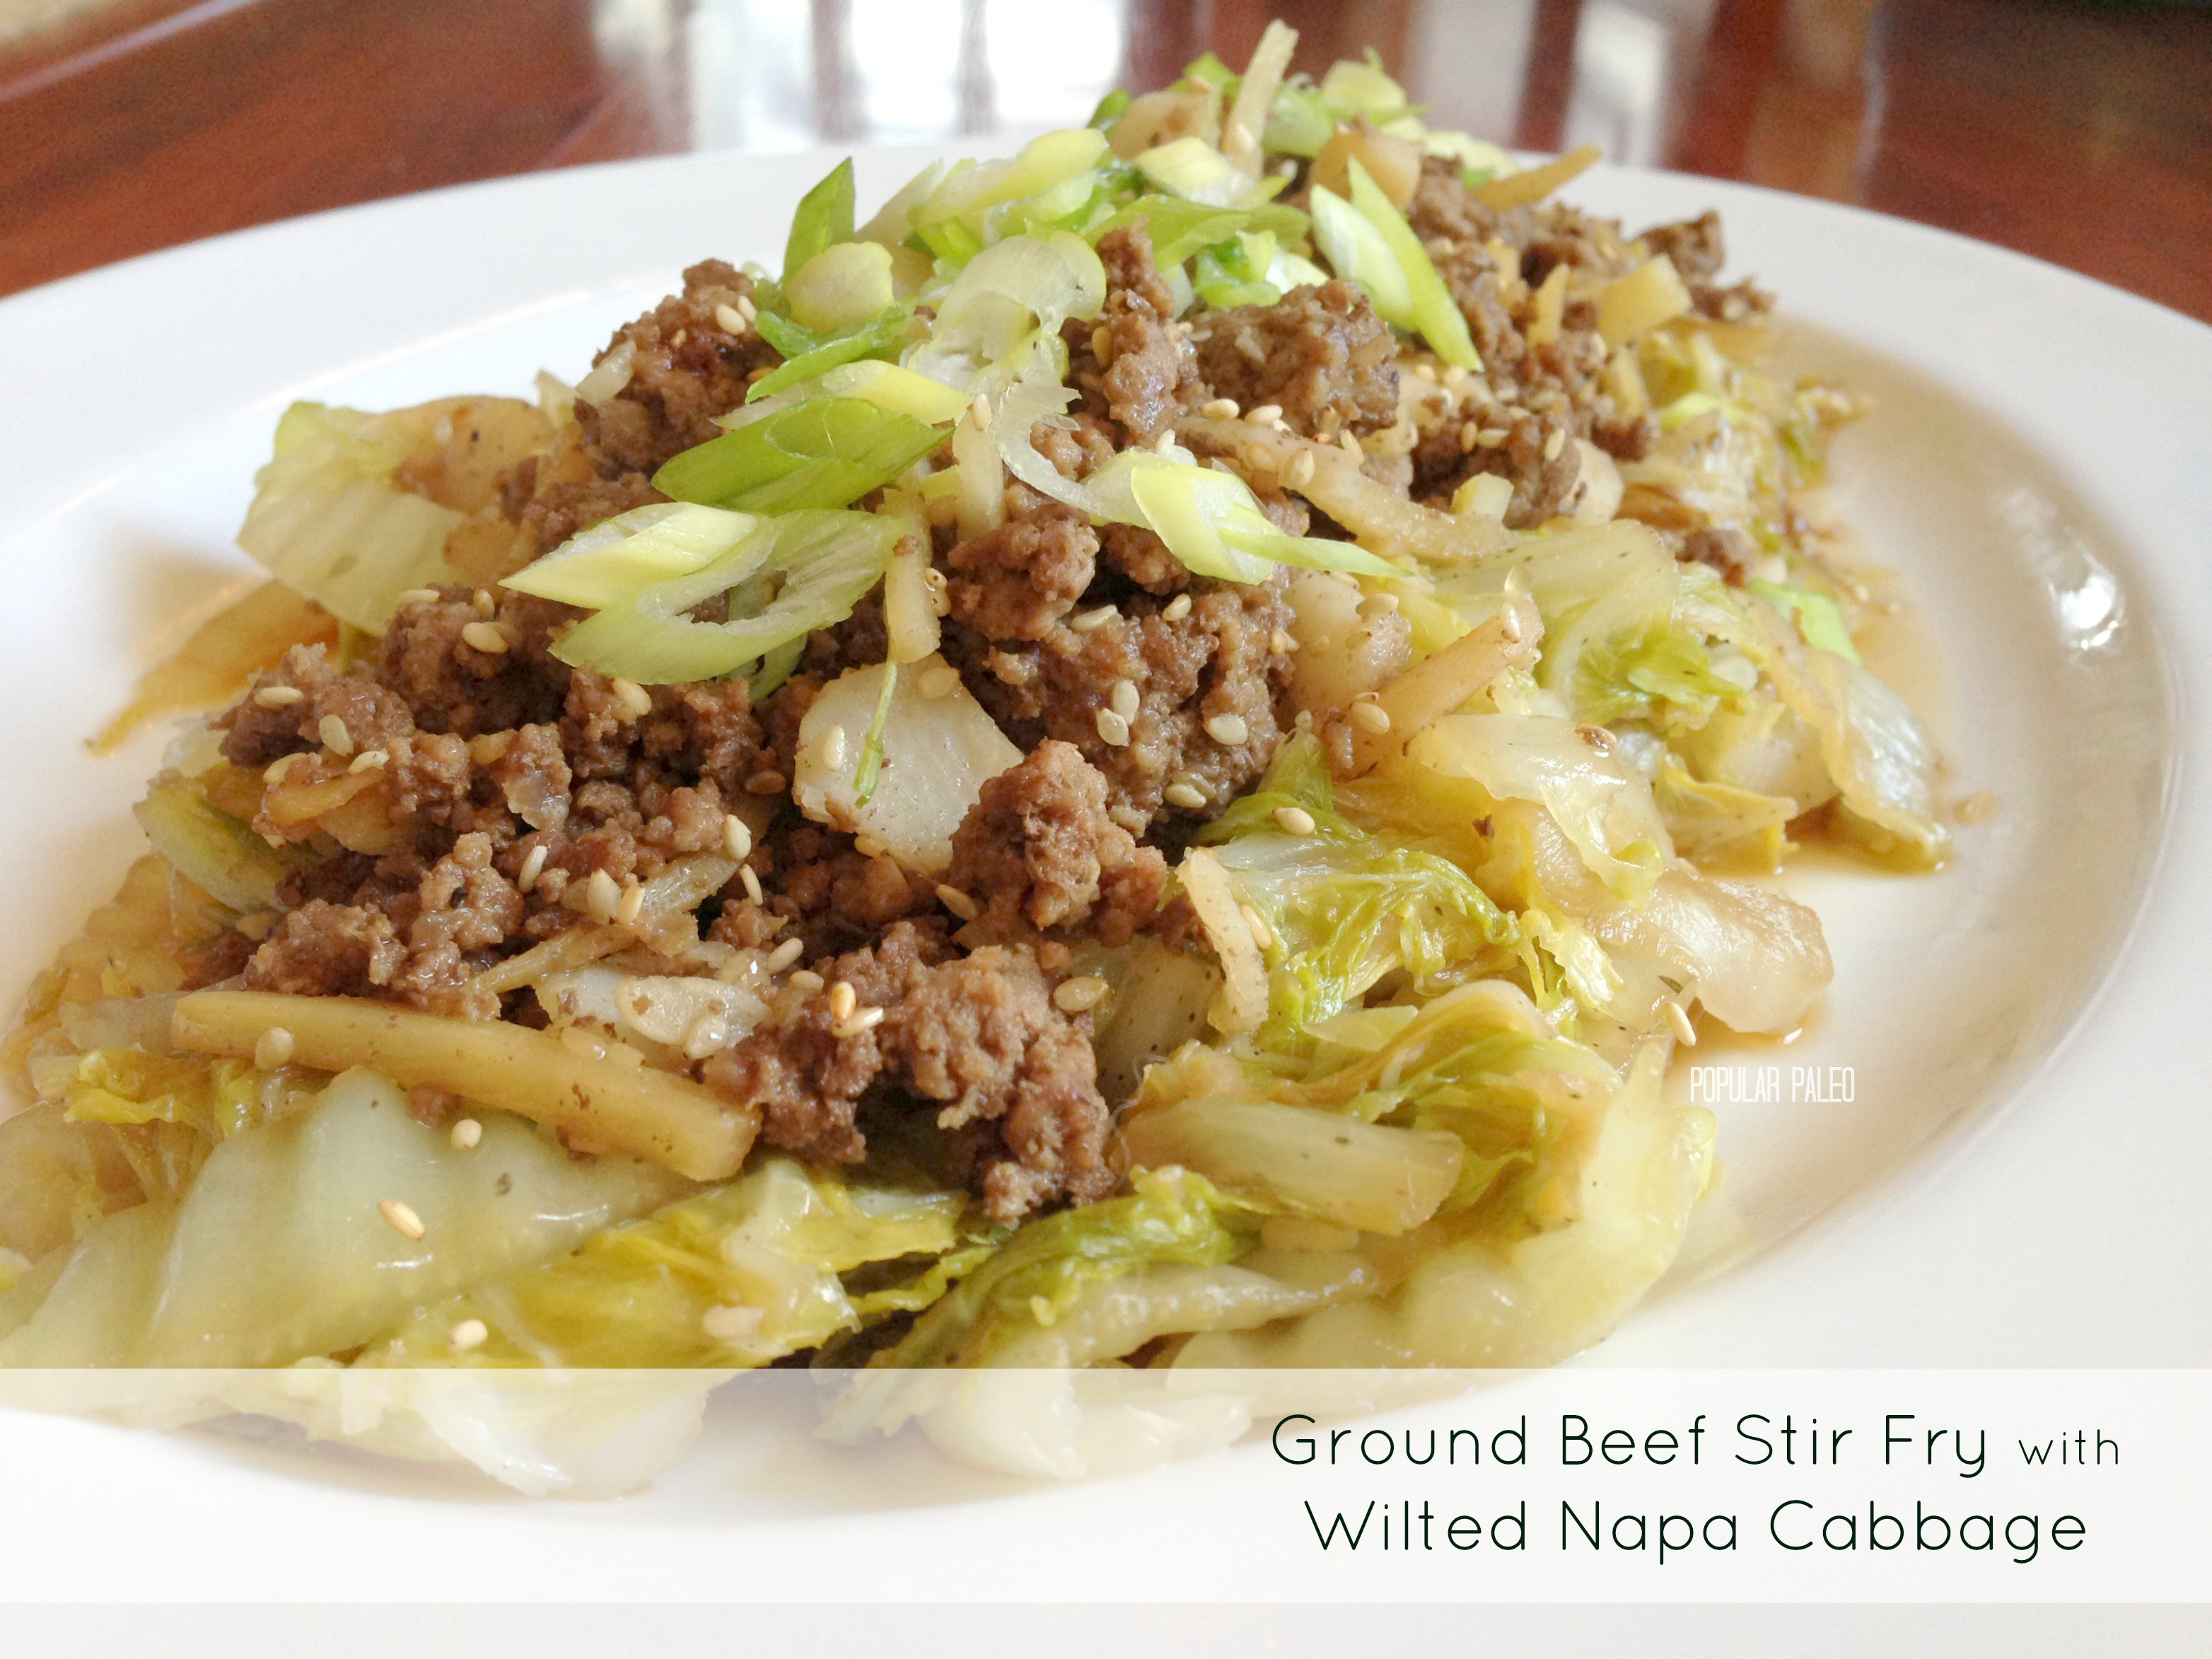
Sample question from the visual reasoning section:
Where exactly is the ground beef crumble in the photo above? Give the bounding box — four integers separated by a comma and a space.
1189, 280, 1399, 438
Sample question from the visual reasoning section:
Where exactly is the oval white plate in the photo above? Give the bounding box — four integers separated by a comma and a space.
0, 144, 2207, 1598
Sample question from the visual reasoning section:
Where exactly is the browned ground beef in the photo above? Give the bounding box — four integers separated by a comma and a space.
1063, 222, 1201, 446
1189, 280, 1399, 438
1640, 209, 1773, 322
701, 920, 1112, 1220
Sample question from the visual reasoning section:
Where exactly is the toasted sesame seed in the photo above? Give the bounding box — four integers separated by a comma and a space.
1358, 592, 1399, 617
1052, 975, 1111, 1014
615, 878, 644, 926
1339, 431, 1364, 460
1413, 362, 1438, 383
1543, 426, 1566, 461
1161, 593, 1193, 622
1204, 712, 1250, 746
1274, 805, 1317, 836
1665, 1000, 1698, 1046
252, 684, 305, 709
740, 865, 764, 904
347, 748, 388, 774
919, 663, 960, 699
1070, 604, 1117, 632
1095, 709, 1131, 747
827, 979, 858, 1022
788, 969, 825, 992
1269, 628, 1296, 654
735, 292, 757, 322
1152, 429, 1180, 455
1349, 701, 1392, 735
764, 938, 805, 973
450, 1117, 484, 1151
702, 1303, 762, 1342
254, 1027, 295, 1069
1090, 324, 1113, 360
460, 620, 509, 655
317, 714, 353, 756
1476, 427, 1508, 448
1459, 420, 1482, 452
832, 1006, 886, 1040
1246, 404, 1283, 426
586, 868, 622, 921
1164, 782, 1209, 810
448, 1317, 489, 1353
711, 815, 747, 863
472, 588, 496, 617
744, 769, 787, 795
936, 883, 980, 921
1241, 904, 1274, 950
1110, 679, 1140, 721
1201, 397, 1240, 419
1285, 449, 1317, 488
378, 1199, 426, 1242
967, 392, 993, 431
611, 677, 653, 721
395, 587, 443, 608
714, 301, 747, 334
817, 724, 848, 770
517, 843, 548, 893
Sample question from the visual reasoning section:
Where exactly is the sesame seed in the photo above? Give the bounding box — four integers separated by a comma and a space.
1274, 805, 1316, 836
1052, 976, 1111, 1014
448, 1318, 489, 1353
395, 587, 443, 608
318, 714, 354, 756
832, 1006, 886, 1040
254, 1027, 294, 1069
818, 724, 848, 771
1095, 709, 1130, 747
586, 868, 621, 921
1476, 427, 1508, 448
854, 832, 890, 858
1459, 421, 1482, 452
460, 620, 510, 655
472, 588, 496, 617
517, 844, 547, 893
740, 866, 764, 904
1201, 397, 1240, 419
1161, 594, 1193, 622
744, 769, 788, 795
1204, 712, 1250, 746
735, 292, 757, 322
1349, 701, 1392, 735
789, 969, 825, 992
711, 815, 750, 864
1152, 429, 1180, 455
1285, 449, 1316, 488
1164, 782, 1209, 810
615, 878, 644, 926
1339, 431, 1364, 460
919, 663, 960, 699
347, 748, 388, 774
827, 979, 858, 1022
611, 677, 653, 721
1246, 404, 1283, 426
968, 392, 992, 431
1413, 362, 1438, 383
765, 938, 805, 973
1090, 324, 1112, 360
1070, 605, 1117, 632
252, 684, 305, 709
1110, 679, 1140, 721
378, 1199, 426, 1242
1240, 904, 1275, 950
936, 883, 980, 921
714, 301, 747, 334
1269, 628, 1296, 654
1665, 1000, 1698, 1046
559, 1024, 607, 1060
450, 1117, 484, 1151
702, 1303, 762, 1342
235, 909, 276, 941
1543, 427, 1566, 461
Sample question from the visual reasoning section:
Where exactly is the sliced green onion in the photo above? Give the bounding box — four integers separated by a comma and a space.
910, 129, 1108, 244
501, 503, 759, 610
814, 360, 970, 424
554, 511, 902, 684
1309, 182, 1413, 324
902, 231, 1106, 392
1095, 196, 1309, 272
747, 634, 806, 700
1133, 136, 1247, 207
1344, 159, 1480, 369
784, 157, 857, 286
1087, 88, 1131, 129
852, 659, 899, 805
653, 397, 944, 513
744, 306, 910, 404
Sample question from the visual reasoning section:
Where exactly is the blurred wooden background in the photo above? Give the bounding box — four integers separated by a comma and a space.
2, 0, 2208, 318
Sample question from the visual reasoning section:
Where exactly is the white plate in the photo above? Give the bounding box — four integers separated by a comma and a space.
0, 143, 2208, 1600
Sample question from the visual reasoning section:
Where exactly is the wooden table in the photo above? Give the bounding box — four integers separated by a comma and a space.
4, 0, 2208, 321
